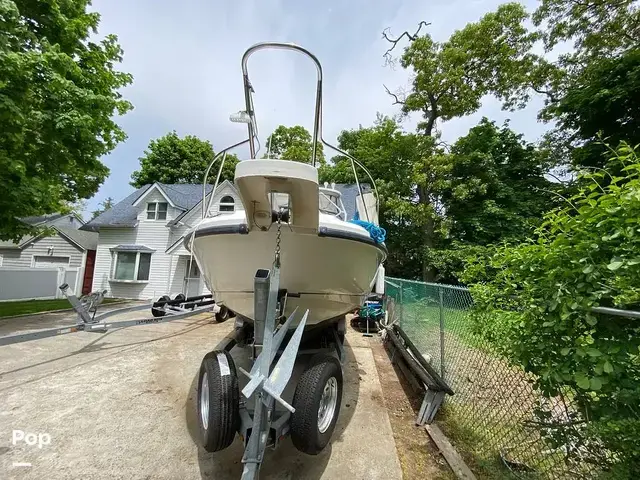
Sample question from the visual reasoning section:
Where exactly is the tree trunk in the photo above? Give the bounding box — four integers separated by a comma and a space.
417, 185, 436, 282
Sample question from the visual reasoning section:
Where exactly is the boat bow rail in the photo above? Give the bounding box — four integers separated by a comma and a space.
199, 41, 380, 226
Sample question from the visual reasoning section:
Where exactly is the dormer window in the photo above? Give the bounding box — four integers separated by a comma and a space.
219, 196, 235, 213
147, 202, 167, 220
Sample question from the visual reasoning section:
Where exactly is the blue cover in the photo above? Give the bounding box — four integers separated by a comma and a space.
349, 211, 386, 243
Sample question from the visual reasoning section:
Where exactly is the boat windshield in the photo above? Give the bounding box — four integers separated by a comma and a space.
319, 189, 346, 220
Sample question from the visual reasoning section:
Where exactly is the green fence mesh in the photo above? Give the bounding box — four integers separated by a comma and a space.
385, 277, 598, 480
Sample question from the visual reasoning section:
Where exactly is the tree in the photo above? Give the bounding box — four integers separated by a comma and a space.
0, 0, 133, 241
265, 125, 324, 165
130, 132, 239, 187
323, 116, 558, 282
320, 116, 425, 279
541, 47, 640, 170
382, 3, 552, 280
533, 1, 640, 171
91, 197, 114, 219
533, 0, 640, 60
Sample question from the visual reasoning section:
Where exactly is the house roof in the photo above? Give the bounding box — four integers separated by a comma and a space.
110, 244, 156, 253
168, 180, 238, 226
20, 213, 66, 225
0, 213, 93, 250
82, 181, 368, 231
56, 227, 98, 250
84, 183, 220, 231
331, 183, 371, 220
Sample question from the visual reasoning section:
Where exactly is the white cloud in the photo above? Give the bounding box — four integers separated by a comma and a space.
87, 0, 549, 215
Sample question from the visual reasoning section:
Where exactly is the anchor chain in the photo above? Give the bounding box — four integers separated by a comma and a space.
274, 209, 282, 267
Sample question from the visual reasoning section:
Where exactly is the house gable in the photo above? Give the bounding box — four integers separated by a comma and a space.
131, 183, 177, 208
0, 230, 85, 269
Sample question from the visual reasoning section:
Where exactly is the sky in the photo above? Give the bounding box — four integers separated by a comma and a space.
86, 0, 549, 217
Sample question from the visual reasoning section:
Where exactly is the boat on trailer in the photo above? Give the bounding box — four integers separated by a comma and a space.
0, 42, 388, 480
185, 43, 386, 328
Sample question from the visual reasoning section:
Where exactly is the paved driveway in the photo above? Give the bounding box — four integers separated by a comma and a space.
0, 307, 402, 479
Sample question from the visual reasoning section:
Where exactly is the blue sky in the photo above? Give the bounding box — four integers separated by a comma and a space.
86, 0, 548, 217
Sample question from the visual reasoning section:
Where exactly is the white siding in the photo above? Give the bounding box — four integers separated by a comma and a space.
168, 182, 243, 256
0, 233, 83, 268
92, 185, 243, 300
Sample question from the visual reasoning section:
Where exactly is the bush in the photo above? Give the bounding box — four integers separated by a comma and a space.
462, 143, 640, 475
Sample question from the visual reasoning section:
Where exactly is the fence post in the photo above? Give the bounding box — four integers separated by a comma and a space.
399, 281, 404, 327
439, 286, 445, 380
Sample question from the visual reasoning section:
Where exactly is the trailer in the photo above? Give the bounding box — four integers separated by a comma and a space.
198, 261, 345, 479
0, 287, 223, 346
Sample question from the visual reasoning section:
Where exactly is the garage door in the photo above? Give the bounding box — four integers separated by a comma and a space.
33, 256, 70, 268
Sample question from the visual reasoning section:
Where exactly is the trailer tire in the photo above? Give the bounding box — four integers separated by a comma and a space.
151, 295, 171, 317
215, 305, 230, 323
197, 350, 239, 452
290, 355, 343, 455
174, 293, 186, 302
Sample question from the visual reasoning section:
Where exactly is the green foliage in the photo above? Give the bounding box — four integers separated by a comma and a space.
437, 118, 557, 246
542, 49, 640, 170
462, 143, 640, 473
533, 0, 640, 58
399, 2, 551, 130
382, 3, 557, 280
0, 0, 133, 241
130, 132, 239, 187
265, 125, 324, 165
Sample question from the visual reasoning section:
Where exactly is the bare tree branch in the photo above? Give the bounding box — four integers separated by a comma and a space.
531, 85, 558, 103
383, 84, 406, 105
382, 21, 430, 65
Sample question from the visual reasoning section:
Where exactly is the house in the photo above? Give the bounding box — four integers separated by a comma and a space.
0, 213, 99, 300
83, 181, 369, 300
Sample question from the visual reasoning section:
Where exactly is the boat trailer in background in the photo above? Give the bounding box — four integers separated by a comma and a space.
0, 285, 222, 347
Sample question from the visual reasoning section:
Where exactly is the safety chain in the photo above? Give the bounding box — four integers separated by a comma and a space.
274, 209, 282, 267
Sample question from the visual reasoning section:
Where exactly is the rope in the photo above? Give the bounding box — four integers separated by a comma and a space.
349, 211, 386, 243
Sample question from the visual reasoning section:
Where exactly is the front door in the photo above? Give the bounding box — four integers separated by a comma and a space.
184, 258, 201, 298
82, 250, 96, 295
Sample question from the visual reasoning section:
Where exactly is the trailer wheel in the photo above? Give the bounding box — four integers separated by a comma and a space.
215, 305, 230, 323
290, 355, 343, 455
151, 295, 171, 317
197, 350, 239, 452
174, 293, 186, 302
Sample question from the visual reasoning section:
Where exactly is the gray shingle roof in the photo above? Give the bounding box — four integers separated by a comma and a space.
82, 181, 367, 231
83, 183, 214, 231
332, 183, 371, 221
110, 244, 156, 252
57, 227, 98, 250
20, 213, 65, 225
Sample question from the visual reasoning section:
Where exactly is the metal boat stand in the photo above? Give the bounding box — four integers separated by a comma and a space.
0, 285, 220, 347
205, 261, 345, 480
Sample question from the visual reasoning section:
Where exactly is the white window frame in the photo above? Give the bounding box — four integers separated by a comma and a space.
110, 251, 152, 283
218, 196, 235, 213
146, 202, 168, 220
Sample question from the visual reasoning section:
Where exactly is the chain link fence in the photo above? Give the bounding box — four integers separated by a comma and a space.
385, 277, 600, 479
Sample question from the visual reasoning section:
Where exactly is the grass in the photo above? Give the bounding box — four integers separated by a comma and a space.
0, 298, 121, 318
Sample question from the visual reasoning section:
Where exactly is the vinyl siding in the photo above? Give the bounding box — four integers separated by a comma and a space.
92, 190, 179, 300
92, 185, 242, 300
168, 182, 243, 255
0, 233, 83, 268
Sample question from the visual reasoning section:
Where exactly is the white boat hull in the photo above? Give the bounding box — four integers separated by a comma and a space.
189, 221, 386, 326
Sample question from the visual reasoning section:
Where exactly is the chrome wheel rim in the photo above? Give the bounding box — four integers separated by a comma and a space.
317, 376, 338, 434
200, 373, 209, 431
